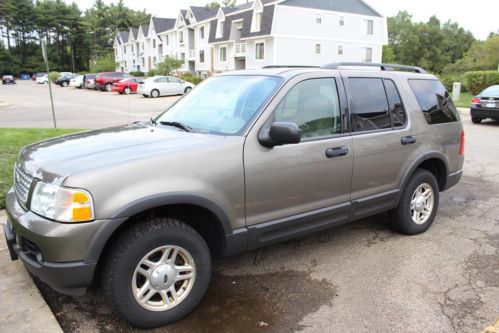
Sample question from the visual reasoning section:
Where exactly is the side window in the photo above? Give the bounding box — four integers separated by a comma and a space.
384, 79, 407, 127
274, 78, 341, 140
408, 79, 459, 124
349, 78, 390, 132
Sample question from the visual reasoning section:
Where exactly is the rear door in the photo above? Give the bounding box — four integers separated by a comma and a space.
167, 77, 183, 94
344, 75, 419, 219
244, 73, 353, 247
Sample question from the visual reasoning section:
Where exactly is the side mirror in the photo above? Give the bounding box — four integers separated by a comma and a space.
259, 122, 301, 148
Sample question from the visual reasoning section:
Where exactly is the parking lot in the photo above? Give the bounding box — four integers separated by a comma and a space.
1, 81, 498, 332
0, 80, 180, 128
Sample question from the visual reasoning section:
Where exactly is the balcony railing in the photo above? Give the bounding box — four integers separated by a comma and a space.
235, 42, 247, 56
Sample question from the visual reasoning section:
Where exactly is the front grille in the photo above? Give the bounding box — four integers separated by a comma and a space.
14, 165, 33, 207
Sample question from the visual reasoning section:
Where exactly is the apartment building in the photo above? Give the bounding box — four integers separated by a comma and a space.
114, 0, 387, 77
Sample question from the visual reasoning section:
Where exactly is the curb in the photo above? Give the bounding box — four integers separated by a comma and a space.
0, 210, 63, 333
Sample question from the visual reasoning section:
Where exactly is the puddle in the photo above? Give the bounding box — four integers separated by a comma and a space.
36, 270, 336, 332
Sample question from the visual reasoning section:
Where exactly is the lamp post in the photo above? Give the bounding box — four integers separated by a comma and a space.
42, 39, 57, 129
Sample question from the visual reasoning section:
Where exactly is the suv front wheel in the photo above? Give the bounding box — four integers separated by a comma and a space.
102, 217, 211, 328
389, 169, 439, 235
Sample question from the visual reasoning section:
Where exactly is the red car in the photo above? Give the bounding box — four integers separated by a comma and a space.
95, 72, 130, 91
112, 78, 140, 95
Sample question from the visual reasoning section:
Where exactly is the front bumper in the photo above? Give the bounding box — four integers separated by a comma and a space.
4, 188, 126, 295
470, 107, 499, 120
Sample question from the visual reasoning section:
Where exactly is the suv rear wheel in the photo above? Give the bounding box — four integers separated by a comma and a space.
102, 217, 211, 328
471, 117, 482, 124
389, 169, 439, 235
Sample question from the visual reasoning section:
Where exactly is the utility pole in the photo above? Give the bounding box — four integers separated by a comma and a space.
42, 39, 57, 128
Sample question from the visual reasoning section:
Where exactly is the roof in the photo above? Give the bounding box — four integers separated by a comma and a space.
279, 0, 382, 17
189, 6, 218, 22
152, 17, 176, 33
131, 27, 139, 40
140, 24, 150, 37
209, 4, 275, 43
180, 9, 190, 25
118, 31, 129, 43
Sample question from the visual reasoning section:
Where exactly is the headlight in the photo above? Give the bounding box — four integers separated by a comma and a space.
30, 182, 95, 223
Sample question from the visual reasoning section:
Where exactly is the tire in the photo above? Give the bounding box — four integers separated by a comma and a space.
101, 217, 211, 329
389, 169, 439, 235
124, 87, 131, 95
184, 87, 192, 94
105, 83, 112, 92
62, 81, 68, 87
143, 94, 149, 98
471, 117, 482, 124
151, 89, 160, 98
79, 83, 83, 89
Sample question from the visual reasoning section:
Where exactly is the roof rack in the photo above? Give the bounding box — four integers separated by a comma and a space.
321, 62, 427, 74
262, 65, 320, 69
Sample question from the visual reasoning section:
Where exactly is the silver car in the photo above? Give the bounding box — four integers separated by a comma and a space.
138, 75, 195, 98
4, 63, 464, 328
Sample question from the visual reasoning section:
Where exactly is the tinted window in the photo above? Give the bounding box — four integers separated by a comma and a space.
384, 79, 406, 127
349, 78, 390, 132
274, 78, 341, 139
480, 86, 499, 97
409, 79, 458, 124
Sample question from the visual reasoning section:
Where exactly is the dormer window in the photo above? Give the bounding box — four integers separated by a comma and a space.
200, 26, 205, 40
251, 0, 264, 32
217, 21, 224, 38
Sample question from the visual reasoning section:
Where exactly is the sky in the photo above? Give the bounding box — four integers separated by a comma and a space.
68, 0, 499, 40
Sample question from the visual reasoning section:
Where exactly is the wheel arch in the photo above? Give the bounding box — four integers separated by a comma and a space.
400, 152, 449, 193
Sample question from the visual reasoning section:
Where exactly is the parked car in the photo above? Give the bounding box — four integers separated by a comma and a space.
95, 72, 130, 91
69, 75, 84, 88
35, 72, 49, 84
112, 77, 140, 95
55, 74, 75, 87
84, 74, 97, 90
2, 75, 15, 84
470, 85, 499, 124
138, 76, 195, 98
4, 63, 464, 329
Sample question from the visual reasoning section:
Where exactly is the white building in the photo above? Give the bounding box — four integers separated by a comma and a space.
114, 0, 387, 76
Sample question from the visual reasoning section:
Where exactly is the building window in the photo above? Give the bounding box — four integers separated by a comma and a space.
363, 47, 373, 62
153, 57, 156, 66
142, 57, 145, 66
217, 21, 224, 38
124, 60, 127, 68
180, 52, 185, 61
165, 35, 169, 45
199, 50, 205, 63
255, 42, 265, 60
131, 44, 134, 52
339, 16, 345, 26
153, 39, 156, 48
316, 14, 322, 24
338, 45, 344, 55
365, 19, 374, 35
254, 12, 262, 31
142, 43, 144, 50
179, 31, 184, 44
200, 26, 205, 39
315, 43, 321, 55
220, 46, 227, 62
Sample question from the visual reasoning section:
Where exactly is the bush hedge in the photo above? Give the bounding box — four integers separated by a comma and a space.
48, 71, 60, 82
146, 69, 157, 77
180, 72, 203, 85
464, 71, 499, 95
439, 73, 468, 93
130, 71, 145, 77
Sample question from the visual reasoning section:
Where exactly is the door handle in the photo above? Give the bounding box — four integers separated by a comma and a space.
326, 146, 349, 158
401, 136, 417, 145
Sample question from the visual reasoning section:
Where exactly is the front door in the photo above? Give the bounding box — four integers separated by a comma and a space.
244, 75, 353, 238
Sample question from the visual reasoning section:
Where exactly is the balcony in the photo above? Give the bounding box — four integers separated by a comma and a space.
235, 42, 247, 57
188, 49, 196, 60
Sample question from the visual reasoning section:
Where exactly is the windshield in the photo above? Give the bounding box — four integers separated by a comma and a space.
481, 86, 499, 97
156, 75, 282, 135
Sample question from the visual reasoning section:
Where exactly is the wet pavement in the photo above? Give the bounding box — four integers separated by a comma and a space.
34, 116, 499, 332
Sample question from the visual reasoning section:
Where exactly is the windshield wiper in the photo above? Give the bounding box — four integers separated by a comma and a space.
159, 121, 194, 132
150, 118, 157, 126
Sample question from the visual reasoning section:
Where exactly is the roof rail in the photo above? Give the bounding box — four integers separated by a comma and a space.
321, 62, 427, 74
262, 65, 320, 69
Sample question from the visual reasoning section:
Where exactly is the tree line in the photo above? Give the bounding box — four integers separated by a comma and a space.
0, 0, 150, 75
0, 2, 498, 76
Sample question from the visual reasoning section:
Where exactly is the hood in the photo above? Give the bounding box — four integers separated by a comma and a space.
18, 123, 228, 184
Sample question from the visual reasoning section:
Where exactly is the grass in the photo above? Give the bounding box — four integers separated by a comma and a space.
454, 92, 473, 108
0, 128, 81, 210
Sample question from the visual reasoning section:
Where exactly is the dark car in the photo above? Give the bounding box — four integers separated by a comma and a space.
470, 85, 499, 124
55, 74, 75, 87
95, 72, 130, 92
2, 75, 16, 84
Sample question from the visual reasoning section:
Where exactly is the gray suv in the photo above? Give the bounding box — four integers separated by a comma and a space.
4, 63, 464, 328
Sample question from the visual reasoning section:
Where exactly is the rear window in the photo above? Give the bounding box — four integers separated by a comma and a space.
480, 86, 499, 97
409, 79, 459, 124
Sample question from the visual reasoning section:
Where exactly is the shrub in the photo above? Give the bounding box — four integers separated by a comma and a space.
439, 73, 468, 93
49, 71, 60, 82
180, 72, 203, 85
156, 56, 183, 75
464, 71, 499, 95
131, 71, 145, 77
146, 69, 156, 77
